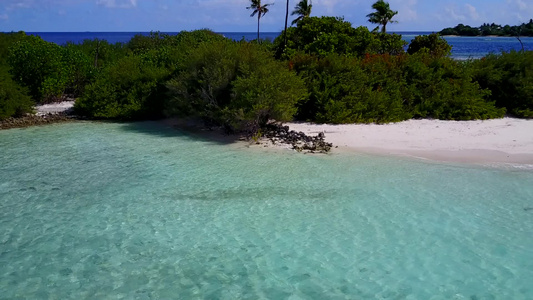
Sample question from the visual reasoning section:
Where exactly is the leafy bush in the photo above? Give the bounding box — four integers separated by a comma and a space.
60, 44, 94, 96
0, 66, 34, 120
8, 35, 67, 102
0, 32, 27, 64
128, 30, 227, 54
291, 52, 504, 123
166, 41, 307, 131
471, 51, 533, 117
274, 17, 381, 59
0, 32, 35, 120
372, 33, 407, 55
69, 39, 130, 69
75, 54, 169, 119
407, 33, 452, 57
229, 46, 307, 128
74, 30, 231, 120
292, 53, 409, 123
402, 54, 504, 120
8, 35, 92, 102
274, 17, 406, 59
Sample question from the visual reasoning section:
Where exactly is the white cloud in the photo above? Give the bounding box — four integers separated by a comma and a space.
6, 0, 34, 10
444, 5, 465, 22
316, 0, 342, 14
507, 0, 527, 10
4, 0, 88, 11
506, 0, 533, 22
465, 3, 479, 21
443, 3, 480, 23
96, 0, 137, 8
390, 0, 417, 22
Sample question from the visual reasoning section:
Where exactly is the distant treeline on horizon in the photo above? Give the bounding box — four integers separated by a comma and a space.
440, 20, 533, 37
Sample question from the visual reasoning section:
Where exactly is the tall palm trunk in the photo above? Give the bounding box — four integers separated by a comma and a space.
283, 0, 289, 47
257, 13, 261, 41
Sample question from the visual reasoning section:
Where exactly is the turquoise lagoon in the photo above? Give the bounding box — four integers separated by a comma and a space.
1, 121, 532, 299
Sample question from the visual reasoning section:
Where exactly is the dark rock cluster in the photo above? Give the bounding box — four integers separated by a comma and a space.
0, 113, 79, 130
262, 123, 333, 153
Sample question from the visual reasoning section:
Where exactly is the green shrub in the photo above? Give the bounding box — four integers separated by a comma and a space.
0, 32, 35, 120
407, 33, 452, 57
291, 52, 504, 123
229, 46, 307, 128
74, 30, 230, 120
8, 35, 93, 102
0, 32, 27, 65
371, 33, 407, 55
472, 51, 533, 117
274, 17, 381, 59
166, 41, 307, 131
60, 44, 94, 97
75, 54, 169, 119
293, 53, 409, 123
69, 39, 130, 69
127, 30, 226, 54
8, 35, 67, 102
402, 54, 504, 120
165, 40, 239, 121
274, 17, 406, 60
0, 66, 34, 120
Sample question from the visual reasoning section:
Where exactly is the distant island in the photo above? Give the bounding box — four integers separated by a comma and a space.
439, 20, 533, 36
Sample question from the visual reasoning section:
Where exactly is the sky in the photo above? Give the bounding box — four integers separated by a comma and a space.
1, 0, 532, 32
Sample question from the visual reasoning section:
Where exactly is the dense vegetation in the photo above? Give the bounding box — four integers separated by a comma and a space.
440, 20, 533, 37
273, 17, 406, 59
470, 52, 533, 117
0, 32, 34, 120
1, 16, 532, 128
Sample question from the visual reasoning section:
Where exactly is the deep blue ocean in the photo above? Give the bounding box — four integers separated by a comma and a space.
27, 31, 533, 60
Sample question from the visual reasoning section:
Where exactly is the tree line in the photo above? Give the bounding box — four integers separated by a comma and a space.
1, 1, 533, 131
440, 20, 533, 37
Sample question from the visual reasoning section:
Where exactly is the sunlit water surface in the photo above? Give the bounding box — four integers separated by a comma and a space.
1, 121, 532, 299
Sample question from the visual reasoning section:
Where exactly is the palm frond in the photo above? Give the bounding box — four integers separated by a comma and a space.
367, 0, 398, 33
291, 0, 312, 24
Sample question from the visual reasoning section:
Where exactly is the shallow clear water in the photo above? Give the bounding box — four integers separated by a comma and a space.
1, 121, 532, 299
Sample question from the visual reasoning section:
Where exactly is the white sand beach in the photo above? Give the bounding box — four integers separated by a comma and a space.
286, 118, 533, 164
30, 102, 533, 165
35, 100, 75, 116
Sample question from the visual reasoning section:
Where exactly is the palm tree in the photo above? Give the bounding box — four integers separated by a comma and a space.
366, 0, 398, 33
283, 0, 290, 49
291, 0, 312, 25
247, 0, 272, 41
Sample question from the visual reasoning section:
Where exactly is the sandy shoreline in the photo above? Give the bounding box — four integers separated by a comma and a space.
285, 118, 533, 165
25, 101, 533, 165
35, 100, 75, 116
